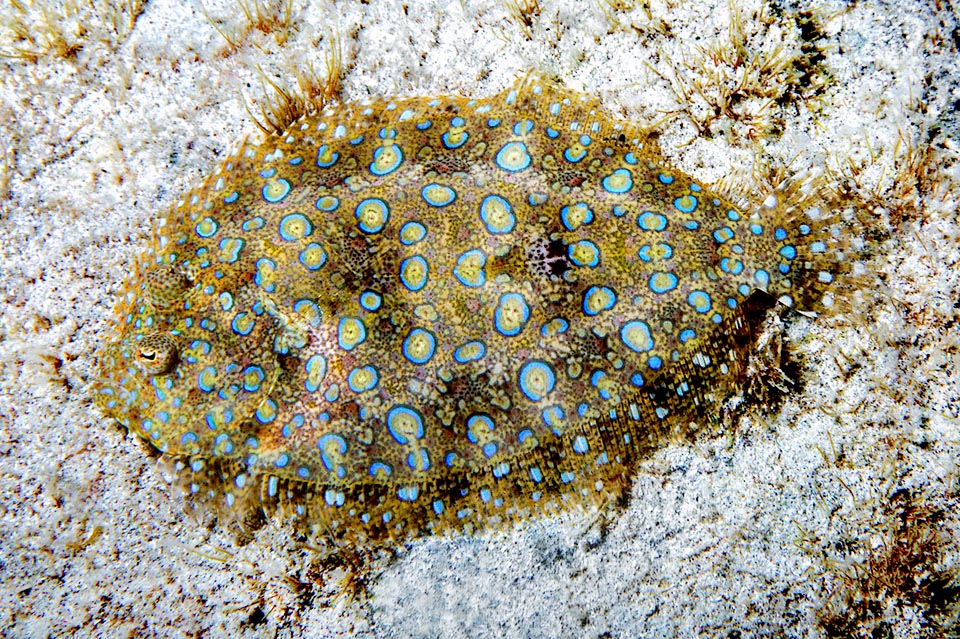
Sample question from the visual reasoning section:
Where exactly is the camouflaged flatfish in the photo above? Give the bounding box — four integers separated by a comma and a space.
94, 77, 851, 547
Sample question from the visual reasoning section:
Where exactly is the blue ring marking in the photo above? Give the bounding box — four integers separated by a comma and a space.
800, 224, 811, 235
630, 372, 645, 387
281, 415, 303, 438
316, 145, 339, 167
217, 238, 243, 263
739, 283, 751, 296
658, 173, 674, 184
582, 286, 616, 316
399, 221, 427, 245
750, 223, 763, 235
713, 227, 734, 243
755, 269, 770, 288
495, 141, 531, 172
679, 328, 696, 343
648, 272, 678, 294
262, 178, 291, 203
337, 317, 366, 351
299, 242, 327, 270
255, 399, 276, 424
416, 120, 432, 130
779, 245, 797, 260
359, 290, 382, 311
454, 249, 486, 287
624, 152, 637, 164
398, 486, 420, 502
433, 500, 444, 515
540, 317, 569, 337
278, 213, 312, 241
479, 194, 516, 234
561, 472, 575, 484
294, 299, 321, 327
568, 240, 600, 268
442, 128, 468, 149
688, 290, 712, 314
602, 168, 633, 194
810, 241, 827, 254
648, 356, 663, 370
224, 191, 239, 203
727, 209, 741, 221
466, 414, 494, 443
613, 204, 627, 217
231, 312, 254, 335
779, 263, 791, 274
370, 144, 403, 176
541, 405, 564, 431
775, 228, 788, 241
564, 145, 587, 163
386, 406, 424, 444
620, 320, 654, 353
530, 467, 543, 483
683, 220, 700, 231
421, 183, 456, 207
347, 365, 379, 393
181, 431, 198, 446
518, 428, 534, 443
274, 453, 289, 468
528, 192, 548, 206
674, 194, 698, 212
720, 257, 744, 275
494, 292, 530, 336
242, 365, 264, 392
399, 255, 429, 292
407, 448, 430, 471
402, 328, 436, 364
198, 366, 216, 392
573, 435, 589, 454
546, 127, 559, 138
316, 195, 339, 211
242, 216, 264, 232
369, 461, 393, 478
454, 341, 486, 363
638, 211, 668, 231
712, 313, 722, 324
560, 202, 594, 231
355, 198, 389, 234
487, 118, 501, 128
727, 298, 737, 309
512, 119, 534, 135
254, 258, 277, 292
214, 434, 233, 453
318, 433, 347, 474
690, 183, 702, 192
482, 443, 497, 458
518, 360, 556, 402
196, 217, 218, 238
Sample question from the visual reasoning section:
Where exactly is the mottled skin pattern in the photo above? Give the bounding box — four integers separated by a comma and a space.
94, 78, 844, 547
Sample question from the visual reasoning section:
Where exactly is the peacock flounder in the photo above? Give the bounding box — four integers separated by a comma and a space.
94, 77, 854, 548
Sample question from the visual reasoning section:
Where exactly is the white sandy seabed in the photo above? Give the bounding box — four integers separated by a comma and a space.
0, 0, 959, 637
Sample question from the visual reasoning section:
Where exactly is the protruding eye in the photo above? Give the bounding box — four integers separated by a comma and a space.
136, 333, 178, 375
144, 266, 190, 311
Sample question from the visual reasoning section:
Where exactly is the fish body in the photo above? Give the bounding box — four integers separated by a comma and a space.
94, 78, 845, 546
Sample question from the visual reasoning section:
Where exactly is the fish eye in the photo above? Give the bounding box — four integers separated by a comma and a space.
136, 333, 178, 376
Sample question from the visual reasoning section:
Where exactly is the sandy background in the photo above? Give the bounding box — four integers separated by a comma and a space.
1, 0, 959, 637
